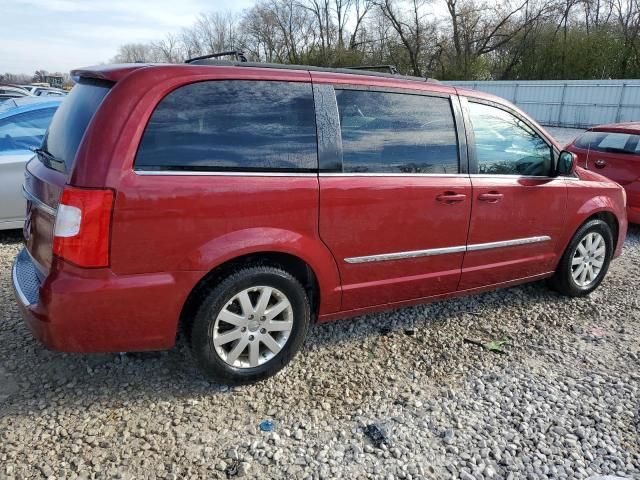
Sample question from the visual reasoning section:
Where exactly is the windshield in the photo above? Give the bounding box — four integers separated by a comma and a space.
42, 78, 112, 172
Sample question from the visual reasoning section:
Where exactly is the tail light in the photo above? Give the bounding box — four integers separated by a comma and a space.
53, 187, 114, 268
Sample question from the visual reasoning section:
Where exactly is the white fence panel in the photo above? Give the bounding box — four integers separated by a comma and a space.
445, 80, 640, 128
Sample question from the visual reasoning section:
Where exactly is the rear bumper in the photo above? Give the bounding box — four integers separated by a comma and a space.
12, 248, 203, 352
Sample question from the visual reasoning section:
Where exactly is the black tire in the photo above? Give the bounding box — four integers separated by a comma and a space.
549, 219, 614, 297
189, 266, 310, 385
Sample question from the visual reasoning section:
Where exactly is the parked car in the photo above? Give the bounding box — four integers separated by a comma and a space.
18, 85, 39, 95
19, 85, 67, 97
35, 88, 67, 97
13, 62, 627, 384
0, 98, 62, 230
0, 96, 60, 113
0, 85, 32, 102
565, 123, 640, 224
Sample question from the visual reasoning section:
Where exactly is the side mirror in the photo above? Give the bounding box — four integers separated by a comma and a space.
556, 150, 577, 176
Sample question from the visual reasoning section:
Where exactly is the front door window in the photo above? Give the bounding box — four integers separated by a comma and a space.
468, 102, 552, 176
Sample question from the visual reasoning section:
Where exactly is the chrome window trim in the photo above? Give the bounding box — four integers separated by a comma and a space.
344, 235, 551, 264
22, 185, 56, 216
134, 170, 472, 178
468, 174, 556, 180
320, 173, 468, 178
134, 170, 317, 177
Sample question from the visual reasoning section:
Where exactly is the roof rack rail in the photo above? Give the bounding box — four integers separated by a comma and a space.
185, 50, 248, 64
181, 59, 440, 84
349, 65, 399, 75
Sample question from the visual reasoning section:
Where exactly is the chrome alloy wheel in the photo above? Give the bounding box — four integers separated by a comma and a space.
211, 286, 294, 368
571, 232, 606, 287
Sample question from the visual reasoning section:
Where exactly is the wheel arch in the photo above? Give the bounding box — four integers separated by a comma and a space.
588, 210, 619, 247
559, 207, 620, 264
179, 250, 332, 338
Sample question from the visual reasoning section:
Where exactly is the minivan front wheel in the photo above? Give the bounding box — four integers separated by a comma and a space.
189, 266, 310, 384
549, 219, 613, 297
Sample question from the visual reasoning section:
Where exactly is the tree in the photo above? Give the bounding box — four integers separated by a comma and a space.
104, 0, 640, 79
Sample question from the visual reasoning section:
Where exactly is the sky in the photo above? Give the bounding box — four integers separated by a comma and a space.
0, 0, 255, 75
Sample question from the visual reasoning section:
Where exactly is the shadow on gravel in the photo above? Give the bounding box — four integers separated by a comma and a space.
0, 225, 638, 416
0, 229, 23, 244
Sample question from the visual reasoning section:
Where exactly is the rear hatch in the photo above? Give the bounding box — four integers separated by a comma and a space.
23, 78, 112, 273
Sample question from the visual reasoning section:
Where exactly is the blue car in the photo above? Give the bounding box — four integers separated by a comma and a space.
0, 97, 62, 230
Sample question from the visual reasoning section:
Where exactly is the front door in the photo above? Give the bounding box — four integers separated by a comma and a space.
459, 99, 567, 290
316, 86, 472, 310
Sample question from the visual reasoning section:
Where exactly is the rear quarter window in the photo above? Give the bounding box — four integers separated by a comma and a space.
335, 89, 459, 174
135, 80, 318, 172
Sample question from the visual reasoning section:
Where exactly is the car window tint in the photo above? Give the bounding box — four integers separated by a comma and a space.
136, 81, 317, 171
44, 79, 112, 172
598, 133, 631, 151
0, 108, 56, 152
468, 102, 552, 176
574, 131, 604, 150
335, 90, 458, 174
575, 131, 639, 154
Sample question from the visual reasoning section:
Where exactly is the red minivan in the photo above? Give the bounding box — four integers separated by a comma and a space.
12, 60, 628, 384
565, 123, 640, 224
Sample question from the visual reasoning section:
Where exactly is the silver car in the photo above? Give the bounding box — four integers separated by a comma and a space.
0, 98, 62, 230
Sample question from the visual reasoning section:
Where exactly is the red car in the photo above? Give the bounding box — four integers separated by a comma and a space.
12, 60, 627, 384
565, 123, 640, 224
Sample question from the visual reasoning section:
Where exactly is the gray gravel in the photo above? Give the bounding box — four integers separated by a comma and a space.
1, 222, 639, 479
546, 126, 584, 146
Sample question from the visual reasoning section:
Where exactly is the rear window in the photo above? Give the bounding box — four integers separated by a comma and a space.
42, 78, 111, 171
574, 131, 640, 155
135, 80, 317, 172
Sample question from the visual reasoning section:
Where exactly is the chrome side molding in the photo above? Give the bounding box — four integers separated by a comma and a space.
466, 236, 551, 252
344, 245, 467, 264
344, 235, 551, 264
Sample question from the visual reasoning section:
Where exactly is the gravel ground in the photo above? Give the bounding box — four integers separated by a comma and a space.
1, 205, 639, 477
546, 126, 584, 146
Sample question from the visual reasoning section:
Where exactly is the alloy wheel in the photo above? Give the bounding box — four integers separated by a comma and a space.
210, 286, 294, 368
571, 232, 606, 287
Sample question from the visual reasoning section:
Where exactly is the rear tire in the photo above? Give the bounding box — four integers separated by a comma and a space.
189, 266, 310, 385
549, 219, 613, 297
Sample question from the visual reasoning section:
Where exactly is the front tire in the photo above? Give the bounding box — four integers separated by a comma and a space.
549, 219, 613, 297
189, 266, 310, 384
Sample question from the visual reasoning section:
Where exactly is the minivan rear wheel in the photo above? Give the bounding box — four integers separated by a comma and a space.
549, 219, 613, 297
189, 266, 310, 384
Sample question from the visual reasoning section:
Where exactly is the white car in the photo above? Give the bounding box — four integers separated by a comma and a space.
0, 98, 61, 229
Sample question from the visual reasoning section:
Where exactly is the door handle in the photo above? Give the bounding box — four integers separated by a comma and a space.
436, 192, 467, 204
595, 159, 606, 169
478, 192, 504, 203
